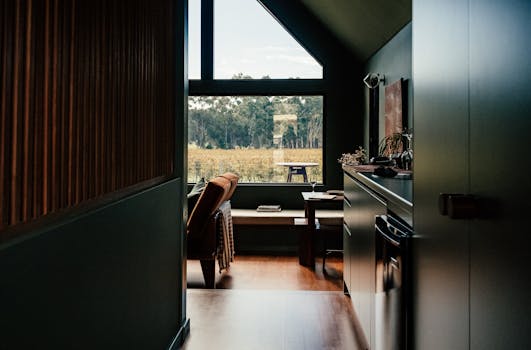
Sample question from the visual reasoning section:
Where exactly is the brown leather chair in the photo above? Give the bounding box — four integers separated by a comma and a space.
187, 176, 231, 288
220, 172, 239, 201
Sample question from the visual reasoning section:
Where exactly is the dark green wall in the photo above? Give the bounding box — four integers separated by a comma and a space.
363, 22, 412, 155
0, 180, 184, 349
325, 61, 364, 189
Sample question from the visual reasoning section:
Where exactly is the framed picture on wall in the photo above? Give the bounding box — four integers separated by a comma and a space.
385, 78, 407, 137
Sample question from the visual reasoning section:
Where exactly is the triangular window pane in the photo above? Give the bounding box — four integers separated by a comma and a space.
214, 0, 322, 79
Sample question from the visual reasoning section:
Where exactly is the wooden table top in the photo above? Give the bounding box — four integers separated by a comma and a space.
276, 162, 319, 167
301, 192, 344, 202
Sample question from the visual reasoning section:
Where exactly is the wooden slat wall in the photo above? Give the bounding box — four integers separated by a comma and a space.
0, 0, 175, 235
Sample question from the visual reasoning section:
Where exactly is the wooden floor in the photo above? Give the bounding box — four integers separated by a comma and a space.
183, 256, 368, 350
186, 255, 344, 291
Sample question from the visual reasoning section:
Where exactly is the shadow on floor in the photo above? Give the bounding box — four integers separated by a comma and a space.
186, 255, 343, 291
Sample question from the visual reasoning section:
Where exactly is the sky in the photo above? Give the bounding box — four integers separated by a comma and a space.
188, 0, 323, 79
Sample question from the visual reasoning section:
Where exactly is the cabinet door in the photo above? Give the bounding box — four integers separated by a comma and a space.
414, 1, 531, 349
343, 220, 352, 294
468, 1, 531, 348
353, 180, 386, 347
343, 173, 357, 294
413, 0, 471, 348
345, 173, 386, 347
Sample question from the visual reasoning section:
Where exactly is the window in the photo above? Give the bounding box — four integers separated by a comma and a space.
188, 96, 323, 183
188, 0, 325, 184
214, 0, 322, 79
188, 0, 201, 79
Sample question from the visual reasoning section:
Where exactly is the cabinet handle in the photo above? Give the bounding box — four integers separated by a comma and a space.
439, 193, 478, 219
344, 197, 351, 207
343, 222, 352, 236
390, 257, 399, 270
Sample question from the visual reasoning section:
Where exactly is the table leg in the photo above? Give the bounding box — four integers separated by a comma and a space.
299, 201, 316, 268
286, 165, 309, 183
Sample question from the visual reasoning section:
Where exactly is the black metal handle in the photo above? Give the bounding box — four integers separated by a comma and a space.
343, 222, 352, 236
389, 256, 400, 270
375, 216, 401, 247
344, 196, 351, 207
439, 193, 478, 219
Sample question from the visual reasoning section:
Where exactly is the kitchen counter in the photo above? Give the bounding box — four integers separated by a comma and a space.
343, 165, 413, 226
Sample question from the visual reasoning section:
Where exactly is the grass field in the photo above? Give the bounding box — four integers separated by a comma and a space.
188, 148, 322, 183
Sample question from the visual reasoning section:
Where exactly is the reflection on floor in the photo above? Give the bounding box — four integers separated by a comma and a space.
183, 255, 368, 350
187, 255, 343, 291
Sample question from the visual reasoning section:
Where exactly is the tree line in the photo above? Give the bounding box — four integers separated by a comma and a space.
188, 95, 323, 150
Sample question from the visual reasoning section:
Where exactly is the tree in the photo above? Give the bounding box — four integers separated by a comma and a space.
188, 92, 322, 150
235, 96, 274, 148
283, 124, 297, 148
292, 96, 322, 148
188, 98, 214, 148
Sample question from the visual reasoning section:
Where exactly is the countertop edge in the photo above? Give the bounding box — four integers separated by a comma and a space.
343, 165, 413, 225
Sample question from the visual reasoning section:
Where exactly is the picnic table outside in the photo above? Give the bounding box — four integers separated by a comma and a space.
276, 162, 319, 182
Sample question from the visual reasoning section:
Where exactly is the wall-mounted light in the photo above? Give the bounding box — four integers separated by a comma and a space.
363, 73, 385, 89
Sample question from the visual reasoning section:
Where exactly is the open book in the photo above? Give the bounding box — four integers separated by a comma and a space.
307, 193, 336, 200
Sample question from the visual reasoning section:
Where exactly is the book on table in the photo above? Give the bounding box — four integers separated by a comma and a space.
256, 204, 282, 212
307, 193, 336, 200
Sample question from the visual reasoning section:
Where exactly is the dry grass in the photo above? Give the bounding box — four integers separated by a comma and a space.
188, 148, 322, 183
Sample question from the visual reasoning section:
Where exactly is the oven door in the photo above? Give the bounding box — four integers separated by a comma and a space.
375, 215, 412, 350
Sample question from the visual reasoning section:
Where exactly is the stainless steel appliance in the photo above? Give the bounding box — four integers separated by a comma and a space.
375, 214, 412, 350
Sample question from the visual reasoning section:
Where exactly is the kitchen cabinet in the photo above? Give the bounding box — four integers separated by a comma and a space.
343, 166, 412, 349
342, 187, 353, 295
343, 171, 386, 347
413, 0, 531, 349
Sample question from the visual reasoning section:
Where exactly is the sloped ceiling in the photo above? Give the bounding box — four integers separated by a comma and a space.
299, 0, 411, 61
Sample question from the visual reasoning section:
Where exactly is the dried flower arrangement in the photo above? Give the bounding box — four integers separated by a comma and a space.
378, 128, 413, 157
338, 146, 368, 166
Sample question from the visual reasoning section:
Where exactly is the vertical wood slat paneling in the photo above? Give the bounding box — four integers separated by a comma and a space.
67, 0, 75, 205
42, 0, 50, 215
32, 0, 44, 219
0, 0, 175, 239
10, 0, 21, 225
50, 0, 58, 213
0, 0, 11, 231
23, 0, 35, 222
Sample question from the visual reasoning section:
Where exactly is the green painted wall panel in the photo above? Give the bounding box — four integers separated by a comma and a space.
0, 179, 183, 349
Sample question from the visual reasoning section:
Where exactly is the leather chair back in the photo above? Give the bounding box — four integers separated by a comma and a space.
220, 172, 239, 202
187, 176, 231, 237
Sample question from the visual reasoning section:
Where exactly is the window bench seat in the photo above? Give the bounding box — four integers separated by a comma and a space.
231, 209, 343, 226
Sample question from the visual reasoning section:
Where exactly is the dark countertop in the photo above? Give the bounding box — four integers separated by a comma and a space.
343, 165, 413, 226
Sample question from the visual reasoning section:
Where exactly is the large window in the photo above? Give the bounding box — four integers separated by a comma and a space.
188, 96, 323, 183
189, 0, 325, 184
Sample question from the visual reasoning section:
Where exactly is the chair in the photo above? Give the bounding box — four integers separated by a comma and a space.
216, 173, 239, 272
187, 176, 231, 288
187, 173, 239, 287
220, 172, 239, 201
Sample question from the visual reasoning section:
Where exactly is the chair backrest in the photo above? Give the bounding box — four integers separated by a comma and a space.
220, 172, 239, 201
186, 176, 231, 236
